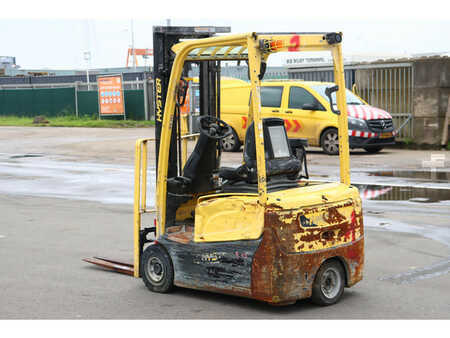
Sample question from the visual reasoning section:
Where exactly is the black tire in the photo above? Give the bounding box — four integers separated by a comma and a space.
320, 128, 339, 155
141, 244, 174, 293
221, 127, 241, 152
311, 260, 345, 306
363, 146, 384, 154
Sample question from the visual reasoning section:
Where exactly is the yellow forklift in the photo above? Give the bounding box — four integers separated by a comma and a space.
84, 27, 364, 306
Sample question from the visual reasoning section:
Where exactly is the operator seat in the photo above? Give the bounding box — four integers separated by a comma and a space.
220, 118, 301, 187
165, 119, 219, 227
167, 120, 218, 196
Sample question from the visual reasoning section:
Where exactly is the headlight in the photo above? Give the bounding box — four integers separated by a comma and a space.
348, 117, 369, 131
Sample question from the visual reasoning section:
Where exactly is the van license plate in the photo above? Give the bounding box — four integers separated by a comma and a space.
380, 132, 393, 139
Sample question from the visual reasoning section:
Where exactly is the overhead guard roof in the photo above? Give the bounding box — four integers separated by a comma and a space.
171, 32, 342, 62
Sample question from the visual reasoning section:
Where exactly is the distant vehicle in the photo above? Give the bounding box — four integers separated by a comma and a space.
220, 79, 396, 154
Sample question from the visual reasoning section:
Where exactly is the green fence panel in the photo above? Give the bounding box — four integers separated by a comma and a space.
124, 90, 145, 120
77, 90, 99, 117
0, 87, 145, 120
0, 87, 75, 117
76, 89, 145, 120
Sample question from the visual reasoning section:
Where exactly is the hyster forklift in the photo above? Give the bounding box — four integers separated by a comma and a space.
84, 26, 364, 306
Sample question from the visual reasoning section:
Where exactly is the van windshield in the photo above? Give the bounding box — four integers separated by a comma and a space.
309, 84, 364, 105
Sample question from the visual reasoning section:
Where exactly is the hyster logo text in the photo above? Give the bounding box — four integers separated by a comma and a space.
156, 78, 163, 122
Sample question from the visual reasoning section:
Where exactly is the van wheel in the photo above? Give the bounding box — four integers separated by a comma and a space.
311, 260, 345, 306
364, 146, 384, 154
142, 244, 174, 293
321, 128, 339, 155
221, 127, 241, 152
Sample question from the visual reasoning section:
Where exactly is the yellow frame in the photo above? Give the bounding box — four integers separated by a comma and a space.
133, 32, 350, 277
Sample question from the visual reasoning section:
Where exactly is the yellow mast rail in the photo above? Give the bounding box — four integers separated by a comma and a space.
157, 34, 250, 238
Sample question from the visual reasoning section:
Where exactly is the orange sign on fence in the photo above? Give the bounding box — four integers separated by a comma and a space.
97, 75, 125, 118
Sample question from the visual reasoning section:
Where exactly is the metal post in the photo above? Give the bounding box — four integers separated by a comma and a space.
143, 79, 149, 121
74, 82, 79, 118
131, 20, 136, 72
83, 51, 91, 90
394, 68, 397, 114
375, 69, 379, 107
371, 70, 374, 106
400, 67, 403, 113
389, 68, 392, 113
384, 68, 387, 111
403, 67, 406, 115
410, 66, 414, 137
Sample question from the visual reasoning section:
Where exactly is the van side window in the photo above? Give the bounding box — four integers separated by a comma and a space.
289, 86, 323, 110
260, 86, 283, 107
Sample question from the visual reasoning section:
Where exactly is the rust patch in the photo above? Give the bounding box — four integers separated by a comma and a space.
250, 207, 364, 305
270, 199, 364, 253
324, 206, 346, 224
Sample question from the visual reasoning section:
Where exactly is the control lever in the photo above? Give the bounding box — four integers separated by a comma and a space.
325, 85, 340, 115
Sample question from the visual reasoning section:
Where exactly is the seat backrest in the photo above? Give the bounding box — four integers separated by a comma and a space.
182, 132, 217, 193
243, 118, 301, 182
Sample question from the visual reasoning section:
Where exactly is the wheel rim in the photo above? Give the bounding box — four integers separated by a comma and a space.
147, 257, 164, 284
221, 133, 236, 151
320, 267, 342, 299
323, 131, 339, 154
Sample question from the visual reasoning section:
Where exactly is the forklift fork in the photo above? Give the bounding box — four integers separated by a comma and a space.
83, 138, 157, 277
83, 134, 197, 277
82, 257, 134, 276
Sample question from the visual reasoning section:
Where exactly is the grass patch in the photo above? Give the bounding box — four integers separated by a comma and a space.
0, 116, 155, 128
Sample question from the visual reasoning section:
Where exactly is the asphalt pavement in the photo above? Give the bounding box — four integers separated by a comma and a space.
0, 127, 449, 319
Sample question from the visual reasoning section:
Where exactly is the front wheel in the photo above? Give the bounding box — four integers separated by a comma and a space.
221, 127, 241, 152
141, 244, 174, 293
321, 128, 339, 155
364, 146, 384, 154
311, 260, 345, 306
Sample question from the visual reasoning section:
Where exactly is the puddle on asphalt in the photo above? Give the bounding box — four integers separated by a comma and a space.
356, 184, 450, 203
368, 170, 450, 182
1, 154, 449, 206
0, 156, 156, 205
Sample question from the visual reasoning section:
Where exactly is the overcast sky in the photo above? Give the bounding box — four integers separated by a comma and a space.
1, 0, 449, 69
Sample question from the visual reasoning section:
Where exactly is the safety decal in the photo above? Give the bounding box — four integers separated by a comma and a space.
284, 119, 301, 132
242, 117, 301, 132
242, 116, 247, 129
347, 105, 392, 120
348, 130, 379, 138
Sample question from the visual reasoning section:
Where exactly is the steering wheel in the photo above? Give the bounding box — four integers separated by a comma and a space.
198, 116, 232, 140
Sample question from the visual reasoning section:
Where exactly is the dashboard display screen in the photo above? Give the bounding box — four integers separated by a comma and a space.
268, 125, 290, 158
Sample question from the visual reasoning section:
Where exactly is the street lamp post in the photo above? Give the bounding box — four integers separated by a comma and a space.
130, 20, 136, 71
83, 50, 91, 90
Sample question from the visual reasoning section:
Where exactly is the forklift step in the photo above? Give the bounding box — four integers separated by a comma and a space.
83, 256, 134, 276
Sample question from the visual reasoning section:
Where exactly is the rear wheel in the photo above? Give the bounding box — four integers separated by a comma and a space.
321, 128, 339, 155
142, 244, 174, 293
311, 260, 345, 306
221, 127, 241, 152
364, 146, 384, 154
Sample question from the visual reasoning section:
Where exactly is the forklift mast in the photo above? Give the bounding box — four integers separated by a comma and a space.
152, 26, 231, 178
